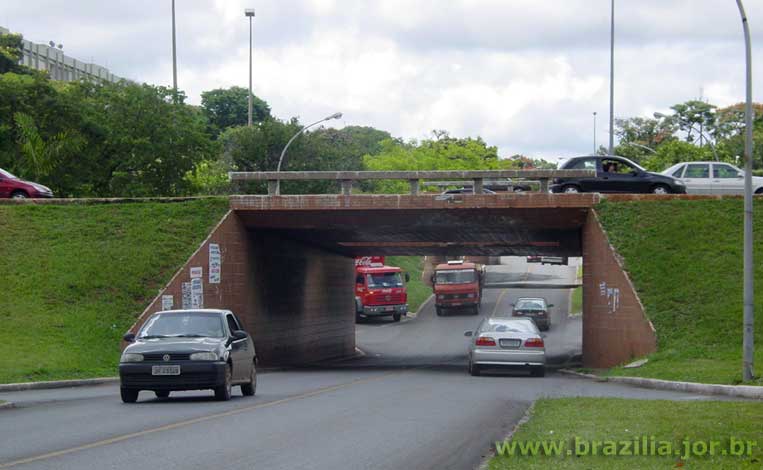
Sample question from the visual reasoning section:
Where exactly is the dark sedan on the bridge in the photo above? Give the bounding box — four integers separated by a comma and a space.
465, 318, 546, 377
550, 156, 686, 194
119, 309, 257, 403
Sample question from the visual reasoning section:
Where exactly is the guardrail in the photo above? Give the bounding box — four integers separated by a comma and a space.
228, 170, 595, 195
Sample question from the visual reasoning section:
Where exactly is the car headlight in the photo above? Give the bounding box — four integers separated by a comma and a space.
32, 184, 51, 192
120, 353, 144, 363
190, 351, 219, 361
674, 180, 685, 186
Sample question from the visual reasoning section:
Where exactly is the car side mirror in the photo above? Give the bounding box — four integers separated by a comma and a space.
356, 276, 364, 285
405, 272, 410, 282
123, 333, 136, 343
464, 331, 473, 337
547, 304, 555, 308
232, 330, 247, 340
430, 274, 435, 284
509, 303, 515, 307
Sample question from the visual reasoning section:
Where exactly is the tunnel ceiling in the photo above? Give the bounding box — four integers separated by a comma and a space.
232, 194, 596, 257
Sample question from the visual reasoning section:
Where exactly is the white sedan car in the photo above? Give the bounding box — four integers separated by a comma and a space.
464, 317, 546, 377
662, 162, 763, 195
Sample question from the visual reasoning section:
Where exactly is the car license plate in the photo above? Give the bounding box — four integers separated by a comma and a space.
499, 339, 521, 348
152, 365, 181, 376
385, 306, 394, 311
452, 302, 461, 306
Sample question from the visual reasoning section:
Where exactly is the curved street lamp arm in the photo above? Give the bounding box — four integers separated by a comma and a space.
277, 114, 342, 172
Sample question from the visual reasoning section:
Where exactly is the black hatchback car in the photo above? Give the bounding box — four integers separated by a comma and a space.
550, 156, 686, 194
119, 309, 257, 403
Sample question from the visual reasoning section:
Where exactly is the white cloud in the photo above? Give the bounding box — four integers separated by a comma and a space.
2, 0, 761, 159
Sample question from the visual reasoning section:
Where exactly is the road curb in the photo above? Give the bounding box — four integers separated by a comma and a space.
476, 401, 536, 470
408, 294, 434, 318
0, 401, 16, 410
558, 369, 763, 399
0, 377, 119, 392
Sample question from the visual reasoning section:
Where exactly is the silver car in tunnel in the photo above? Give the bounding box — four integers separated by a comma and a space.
464, 318, 546, 377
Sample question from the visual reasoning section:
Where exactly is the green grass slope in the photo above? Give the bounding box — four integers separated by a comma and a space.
386, 256, 431, 313
597, 199, 763, 385
0, 199, 230, 384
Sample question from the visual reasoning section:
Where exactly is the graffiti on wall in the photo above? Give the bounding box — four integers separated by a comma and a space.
599, 281, 620, 314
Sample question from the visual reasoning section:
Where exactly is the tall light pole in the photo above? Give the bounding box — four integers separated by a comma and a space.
593, 112, 598, 154
245, 8, 255, 126
274, 112, 343, 195
736, 0, 754, 382
608, 0, 615, 156
171, 0, 178, 96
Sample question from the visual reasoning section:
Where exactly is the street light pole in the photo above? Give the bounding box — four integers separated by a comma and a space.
274, 112, 343, 195
736, 0, 755, 382
608, 0, 615, 156
171, 0, 178, 96
593, 112, 598, 154
245, 8, 255, 127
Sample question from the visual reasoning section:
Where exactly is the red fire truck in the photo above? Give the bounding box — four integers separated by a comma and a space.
431, 260, 484, 316
355, 257, 409, 322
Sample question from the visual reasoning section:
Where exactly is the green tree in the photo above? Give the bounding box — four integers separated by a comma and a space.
639, 140, 713, 172
363, 131, 501, 193
0, 32, 27, 74
200, 86, 270, 137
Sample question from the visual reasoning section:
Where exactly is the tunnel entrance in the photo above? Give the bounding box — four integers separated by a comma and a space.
131, 193, 657, 369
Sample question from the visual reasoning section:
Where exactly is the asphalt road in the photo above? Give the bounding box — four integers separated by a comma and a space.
0, 258, 730, 470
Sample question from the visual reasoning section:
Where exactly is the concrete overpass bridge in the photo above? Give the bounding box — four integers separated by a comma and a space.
132, 171, 657, 369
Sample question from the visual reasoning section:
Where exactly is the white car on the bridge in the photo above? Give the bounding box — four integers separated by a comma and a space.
662, 162, 763, 195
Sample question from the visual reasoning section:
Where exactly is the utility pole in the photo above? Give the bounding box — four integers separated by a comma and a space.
245, 8, 255, 126
593, 112, 598, 154
608, 0, 615, 156
736, 0, 755, 382
171, 0, 178, 98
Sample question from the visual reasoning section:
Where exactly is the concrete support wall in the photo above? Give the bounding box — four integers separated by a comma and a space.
582, 210, 657, 368
130, 211, 356, 365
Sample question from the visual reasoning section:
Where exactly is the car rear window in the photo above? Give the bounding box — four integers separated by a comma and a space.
685, 164, 709, 178
564, 159, 596, 170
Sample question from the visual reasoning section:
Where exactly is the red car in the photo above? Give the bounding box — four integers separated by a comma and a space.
0, 168, 54, 199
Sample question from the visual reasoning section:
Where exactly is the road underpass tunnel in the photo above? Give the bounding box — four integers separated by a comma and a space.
131, 194, 657, 369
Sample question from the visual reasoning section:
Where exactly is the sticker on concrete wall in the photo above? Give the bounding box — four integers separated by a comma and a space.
209, 243, 221, 284
181, 282, 192, 309
191, 278, 204, 309
599, 281, 620, 314
161, 295, 174, 311
190, 267, 203, 279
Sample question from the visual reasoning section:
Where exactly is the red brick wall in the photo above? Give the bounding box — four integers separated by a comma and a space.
128, 211, 356, 365
582, 210, 657, 368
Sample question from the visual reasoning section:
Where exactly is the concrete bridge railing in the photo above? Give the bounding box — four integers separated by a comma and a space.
228, 170, 595, 196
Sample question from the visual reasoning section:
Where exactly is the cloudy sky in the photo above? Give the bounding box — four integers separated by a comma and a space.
2, 0, 761, 159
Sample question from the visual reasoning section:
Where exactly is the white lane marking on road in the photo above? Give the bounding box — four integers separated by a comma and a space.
0, 371, 401, 469
491, 289, 508, 317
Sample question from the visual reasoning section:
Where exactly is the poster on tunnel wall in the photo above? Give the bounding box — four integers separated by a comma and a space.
191, 278, 204, 309
209, 243, 221, 284
181, 282, 192, 309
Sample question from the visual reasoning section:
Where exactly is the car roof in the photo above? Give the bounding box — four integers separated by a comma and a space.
154, 309, 231, 315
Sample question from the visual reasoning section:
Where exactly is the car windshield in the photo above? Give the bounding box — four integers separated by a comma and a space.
367, 272, 403, 288
0, 169, 17, 179
515, 299, 546, 311
138, 312, 225, 338
435, 269, 476, 284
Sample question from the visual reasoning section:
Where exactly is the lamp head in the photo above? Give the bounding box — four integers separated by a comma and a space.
327, 112, 343, 120
245, 8, 255, 17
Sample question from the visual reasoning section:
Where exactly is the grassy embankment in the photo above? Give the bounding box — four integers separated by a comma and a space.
386, 256, 431, 313
0, 199, 230, 384
596, 199, 763, 385
489, 398, 763, 469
